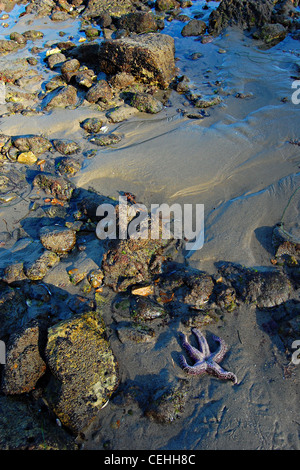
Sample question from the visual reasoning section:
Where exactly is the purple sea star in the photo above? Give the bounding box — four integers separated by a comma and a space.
179, 328, 238, 384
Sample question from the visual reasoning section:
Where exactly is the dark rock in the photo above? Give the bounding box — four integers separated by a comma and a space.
208, 0, 274, 36
75, 69, 96, 88
90, 133, 122, 146
0, 40, 20, 54
128, 92, 163, 114
2, 263, 27, 284
47, 52, 67, 69
116, 322, 155, 343
145, 380, 188, 424
10, 32, 27, 45
12, 135, 52, 155
22, 30, 44, 41
155, 0, 180, 12
25, 251, 60, 281
25, 0, 56, 18
109, 72, 135, 89
56, 157, 82, 176
181, 19, 206, 36
98, 33, 176, 89
0, 395, 77, 449
80, 117, 103, 133
83, 0, 135, 19
45, 75, 66, 91
1, 322, 46, 395
60, 58, 80, 75
0, 286, 27, 339
218, 262, 292, 308
33, 174, 75, 201
117, 11, 158, 33
130, 297, 166, 322
40, 226, 76, 254
85, 79, 113, 103
44, 85, 78, 110
52, 139, 81, 155
254, 22, 287, 46
44, 311, 119, 434
183, 273, 214, 309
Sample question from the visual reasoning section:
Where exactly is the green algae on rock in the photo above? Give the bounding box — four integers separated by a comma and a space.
44, 311, 119, 434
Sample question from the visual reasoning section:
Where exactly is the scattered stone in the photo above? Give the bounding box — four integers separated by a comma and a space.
117, 11, 158, 34
25, 251, 60, 281
0, 39, 20, 54
86, 80, 113, 104
44, 85, 78, 110
52, 139, 80, 155
80, 117, 103, 133
45, 75, 66, 91
109, 72, 135, 90
44, 311, 119, 434
88, 269, 104, 288
75, 69, 96, 88
181, 19, 206, 36
17, 151, 37, 165
183, 273, 214, 309
117, 322, 156, 343
1, 322, 46, 395
22, 30, 44, 41
33, 174, 75, 201
195, 96, 222, 108
51, 11, 70, 21
83, 0, 135, 19
47, 52, 66, 70
40, 226, 76, 254
90, 133, 122, 146
56, 156, 82, 176
155, 0, 180, 12
106, 104, 139, 122
254, 23, 287, 46
129, 92, 163, 114
145, 380, 188, 424
10, 32, 27, 45
12, 135, 52, 155
85, 27, 100, 39
2, 263, 27, 284
131, 297, 165, 322
98, 33, 176, 89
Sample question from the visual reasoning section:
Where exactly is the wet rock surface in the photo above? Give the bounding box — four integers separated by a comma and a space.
44, 311, 119, 434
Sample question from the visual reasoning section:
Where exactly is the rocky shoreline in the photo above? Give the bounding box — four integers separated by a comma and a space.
0, 0, 299, 450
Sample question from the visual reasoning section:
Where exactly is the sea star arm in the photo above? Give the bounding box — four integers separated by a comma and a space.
180, 333, 205, 361
207, 361, 237, 384
191, 328, 210, 357
211, 334, 228, 363
179, 355, 207, 375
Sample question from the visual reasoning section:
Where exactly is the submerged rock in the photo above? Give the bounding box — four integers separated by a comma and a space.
44, 311, 119, 434
183, 273, 214, 309
98, 33, 176, 89
1, 322, 46, 395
